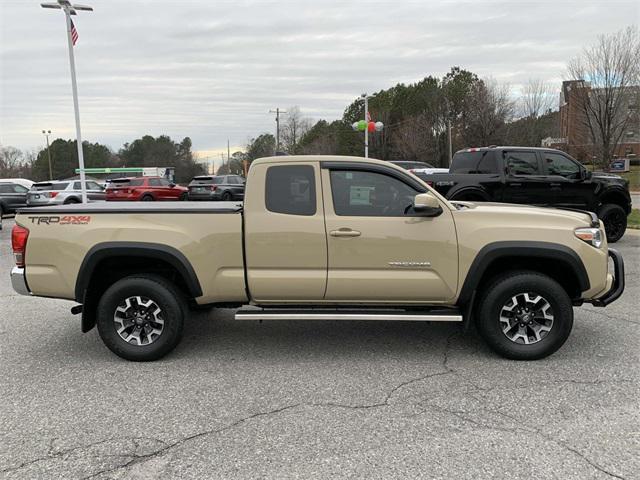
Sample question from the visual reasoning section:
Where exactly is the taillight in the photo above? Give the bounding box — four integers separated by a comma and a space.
210, 185, 217, 191
48, 191, 59, 198
425, 181, 434, 186
11, 225, 29, 267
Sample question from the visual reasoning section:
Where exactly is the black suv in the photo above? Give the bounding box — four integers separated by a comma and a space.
187, 175, 245, 201
0, 181, 30, 229
415, 146, 632, 242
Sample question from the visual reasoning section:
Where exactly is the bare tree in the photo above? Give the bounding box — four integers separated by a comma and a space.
461, 79, 515, 146
281, 106, 312, 154
520, 78, 556, 118
0, 145, 24, 177
567, 26, 640, 167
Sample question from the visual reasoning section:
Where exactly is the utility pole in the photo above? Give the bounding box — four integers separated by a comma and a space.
446, 99, 453, 166
227, 139, 231, 173
362, 94, 369, 158
269, 108, 287, 154
41, 0, 93, 203
42, 130, 53, 180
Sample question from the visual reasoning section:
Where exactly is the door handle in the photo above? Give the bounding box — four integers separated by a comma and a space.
509, 182, 522, 187
549, 183, 561, 187
330, 228, 361, 237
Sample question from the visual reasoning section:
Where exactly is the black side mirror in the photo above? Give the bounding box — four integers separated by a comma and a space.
169, 183, 176, 188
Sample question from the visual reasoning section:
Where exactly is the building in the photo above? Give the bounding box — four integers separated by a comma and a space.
555, 80, 639, 163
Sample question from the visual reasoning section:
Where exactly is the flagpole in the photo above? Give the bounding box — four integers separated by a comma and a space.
363, 93, 369, 158
64, 10, 88, 203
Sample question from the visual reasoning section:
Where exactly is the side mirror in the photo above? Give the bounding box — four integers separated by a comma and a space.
413, 193, 443, 217
169, 183, 176, 188
582, 170, 592, 180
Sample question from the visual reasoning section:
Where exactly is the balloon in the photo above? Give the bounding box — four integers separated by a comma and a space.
352, 122, 359, 131
375, 121, 384, 132
357, 120, 367, 131
367, 121, 376, 132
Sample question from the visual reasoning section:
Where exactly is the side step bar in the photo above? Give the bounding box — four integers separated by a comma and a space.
235, 307, 463, 322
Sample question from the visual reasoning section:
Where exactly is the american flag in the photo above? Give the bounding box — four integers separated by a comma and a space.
71, 19, 79, 45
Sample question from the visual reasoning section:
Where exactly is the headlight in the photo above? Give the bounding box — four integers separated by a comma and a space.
575, 227, 603, 248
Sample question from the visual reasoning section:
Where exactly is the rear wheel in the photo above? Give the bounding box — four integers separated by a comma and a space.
476, 271, 573, 360
598, 203, 627, 243
221, 191, 232, 201
96, 275, 185, 361
64, 198, 80, 205
141, 194, 154, 202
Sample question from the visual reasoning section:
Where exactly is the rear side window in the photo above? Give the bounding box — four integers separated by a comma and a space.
129, 179, 144, 187
32, 182, 68, 191
265, 165, 316, 216
451, 151, 497, 173
505, 151, 540, 175
148, 178, 161, 187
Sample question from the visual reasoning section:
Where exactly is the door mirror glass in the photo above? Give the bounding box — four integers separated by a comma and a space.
413, 193, 442, 216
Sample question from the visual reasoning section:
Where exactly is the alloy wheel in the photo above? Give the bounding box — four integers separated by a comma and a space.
499, 292, 554, 345
113, 296, 165, 346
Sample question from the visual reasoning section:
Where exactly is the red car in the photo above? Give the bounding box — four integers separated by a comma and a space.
106, 177, 188, 202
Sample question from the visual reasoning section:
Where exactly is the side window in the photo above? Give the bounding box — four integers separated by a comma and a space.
148, 178, 161, 187
15, 184, 29, 193
505, 151, 540, 175
129, 179, 144, 187
330, 170, 419, 217
0, 184, 13, 194
544, 153, 581, 179
226, 176, 238, 184
73, 182, 82, 190
86, 181, 101, 190
159, 178, 171, 186
265, 165, 316, 216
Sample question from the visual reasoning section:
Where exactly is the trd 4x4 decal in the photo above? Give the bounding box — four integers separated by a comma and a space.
27, 216, 91, 225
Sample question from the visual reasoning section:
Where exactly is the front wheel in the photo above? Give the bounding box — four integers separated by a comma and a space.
476, 271, 573, 360
96, 275, 185, 361
598, 203, 627, 243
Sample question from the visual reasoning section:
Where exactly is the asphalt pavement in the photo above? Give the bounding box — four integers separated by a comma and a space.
0, 218, 638, 480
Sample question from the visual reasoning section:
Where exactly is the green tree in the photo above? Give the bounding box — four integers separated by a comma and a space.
31, 139, 114, 181
246, 134, 276, 162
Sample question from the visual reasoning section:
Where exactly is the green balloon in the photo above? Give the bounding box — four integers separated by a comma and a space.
357, 120, 367, 131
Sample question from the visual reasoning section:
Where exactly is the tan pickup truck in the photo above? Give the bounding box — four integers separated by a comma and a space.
10, 155, 624, 361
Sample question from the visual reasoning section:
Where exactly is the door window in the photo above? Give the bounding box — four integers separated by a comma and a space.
505, 152, 540, 175
148, 178, 162, 187
330, 170, 418, 216
265, 165, 316, 216
544, 153, 581, 179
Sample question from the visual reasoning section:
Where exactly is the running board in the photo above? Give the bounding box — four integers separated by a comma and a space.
235, 307, 463, 322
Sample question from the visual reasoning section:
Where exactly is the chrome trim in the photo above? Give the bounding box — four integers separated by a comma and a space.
235, 312, 462, 322
10, 267, 31, 296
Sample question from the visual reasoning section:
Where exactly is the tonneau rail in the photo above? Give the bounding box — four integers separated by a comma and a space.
18, 201, 243, 215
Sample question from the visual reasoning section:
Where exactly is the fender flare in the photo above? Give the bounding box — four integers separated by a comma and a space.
457, 241, 590, 307
75, 241, 203, 302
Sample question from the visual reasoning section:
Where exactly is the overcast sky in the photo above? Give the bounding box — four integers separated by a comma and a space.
1, 0, 638, 160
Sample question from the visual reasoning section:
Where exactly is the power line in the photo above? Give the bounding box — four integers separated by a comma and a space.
269, 108, 287, 154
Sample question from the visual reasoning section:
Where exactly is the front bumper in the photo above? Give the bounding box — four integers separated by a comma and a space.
10, 267, 31, 296
591, 249, 625, 307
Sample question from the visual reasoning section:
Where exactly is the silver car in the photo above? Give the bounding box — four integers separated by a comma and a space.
27, 180, 106, 206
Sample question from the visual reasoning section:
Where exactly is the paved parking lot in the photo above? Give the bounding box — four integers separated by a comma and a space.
0, 218, 638, 480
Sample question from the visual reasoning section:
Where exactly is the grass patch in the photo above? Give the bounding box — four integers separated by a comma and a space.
618, 165, 639, 191
629, 209, 640, 229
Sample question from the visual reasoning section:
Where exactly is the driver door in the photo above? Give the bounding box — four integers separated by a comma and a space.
321, 165, 458, 303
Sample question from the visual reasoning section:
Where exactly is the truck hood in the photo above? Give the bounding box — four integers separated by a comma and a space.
450, 201, 598, 227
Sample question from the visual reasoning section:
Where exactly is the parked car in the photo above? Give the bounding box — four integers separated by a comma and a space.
1, 178, 34, 190
10, 155, 624, 362
414, 146, 632, 242
106, 177, 188, 202
0, 180, 31, 222
389, 161, 449, 174
187, 175, 245, 201
27, 180, 106, 206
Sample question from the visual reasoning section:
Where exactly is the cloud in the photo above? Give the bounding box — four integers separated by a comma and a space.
1, 0, 638, 152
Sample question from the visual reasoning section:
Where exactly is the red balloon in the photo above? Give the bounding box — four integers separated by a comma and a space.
367, 121, 376, 132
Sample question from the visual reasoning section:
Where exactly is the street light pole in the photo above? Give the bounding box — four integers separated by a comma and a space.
362, 94, 369, 158
41, 0, 93, 203
42, 130, 53, 180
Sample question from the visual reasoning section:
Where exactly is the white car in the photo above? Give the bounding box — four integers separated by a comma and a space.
389, 161, 449, 175
0, 178, 34, 190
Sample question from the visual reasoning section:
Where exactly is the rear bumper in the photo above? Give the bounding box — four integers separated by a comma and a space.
590, 249, 624, 307
11, 267, 31, 296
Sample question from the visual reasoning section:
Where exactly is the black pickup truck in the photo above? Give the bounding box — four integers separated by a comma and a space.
414, 146, 632, 242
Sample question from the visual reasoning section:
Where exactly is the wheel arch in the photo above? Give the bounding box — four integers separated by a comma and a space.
76, 242, 203, 332
457, 241, 590, 318
448, 186, 490, 201
599, 188, 631, 214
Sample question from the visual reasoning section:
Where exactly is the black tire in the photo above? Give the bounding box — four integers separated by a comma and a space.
476, 271, 573, 360
96, 275, 185, 361
141, 194, 155, 202
64, 197, 80, 205
598, 203, 627, 243
221, 191, 232, 201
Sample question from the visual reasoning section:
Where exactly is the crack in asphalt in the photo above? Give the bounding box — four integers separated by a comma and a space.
2, 332, 629, 480
582, 307, 640, 325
